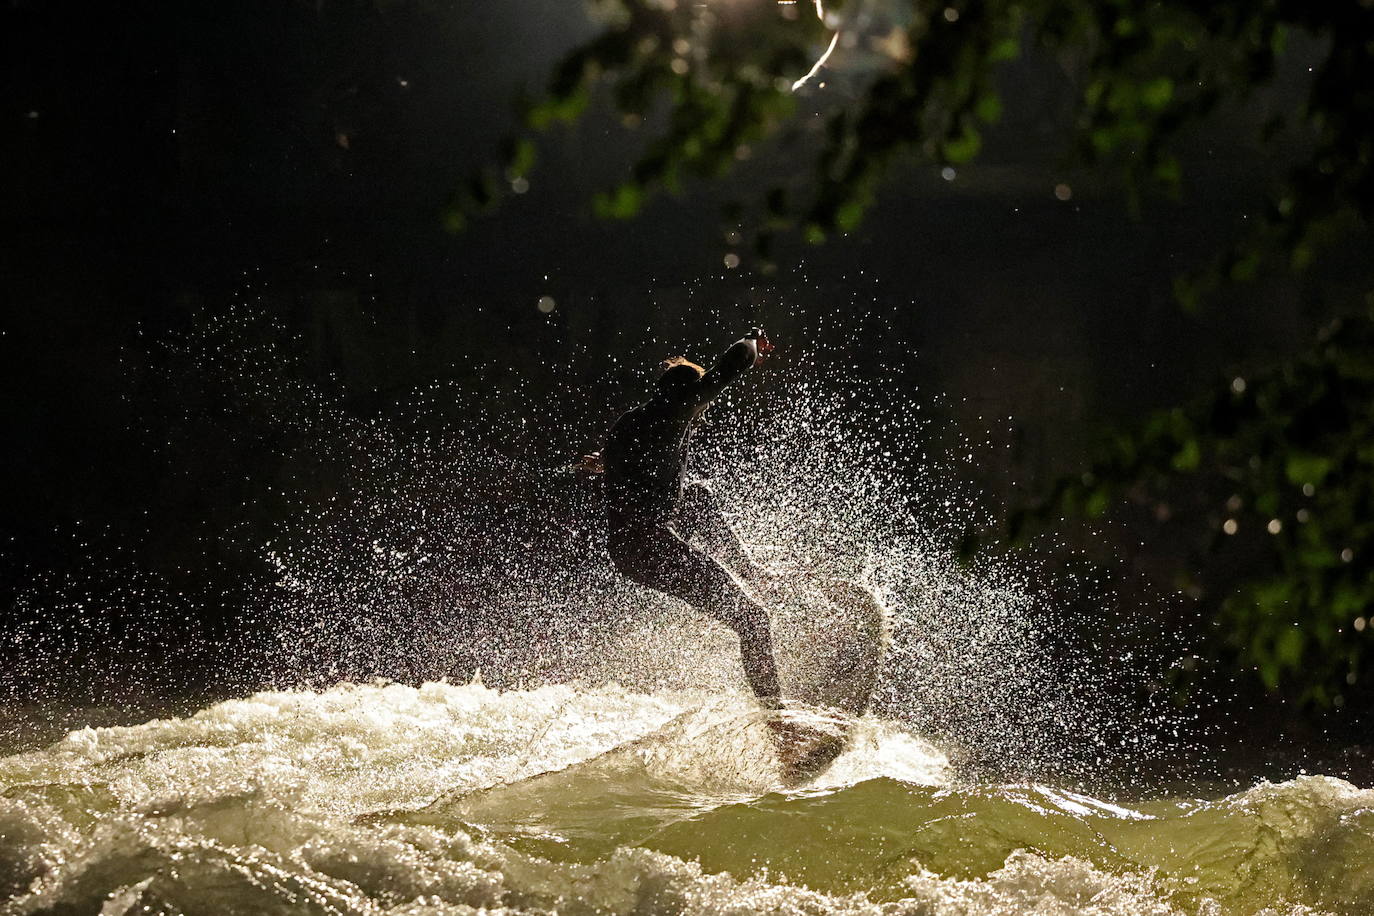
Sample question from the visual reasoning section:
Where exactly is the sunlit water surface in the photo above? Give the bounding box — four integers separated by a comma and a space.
2, 681, 1371, 915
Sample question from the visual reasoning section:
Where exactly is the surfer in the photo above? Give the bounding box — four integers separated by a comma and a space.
588, 330, 782, 704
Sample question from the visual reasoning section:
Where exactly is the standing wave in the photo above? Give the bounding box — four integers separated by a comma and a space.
0, 681, 1367, 915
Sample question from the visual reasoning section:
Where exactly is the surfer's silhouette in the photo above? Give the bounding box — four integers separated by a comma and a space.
584, 330, 782, 703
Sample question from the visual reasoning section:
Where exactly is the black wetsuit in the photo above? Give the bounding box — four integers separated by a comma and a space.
603, 336, 780, 701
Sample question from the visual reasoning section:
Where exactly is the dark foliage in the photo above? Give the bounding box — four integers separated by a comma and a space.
464, 0, 1373, 289
986, 309, 1374, 707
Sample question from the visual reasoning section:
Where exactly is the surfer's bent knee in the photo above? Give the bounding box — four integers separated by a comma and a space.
719, 597, 769, 641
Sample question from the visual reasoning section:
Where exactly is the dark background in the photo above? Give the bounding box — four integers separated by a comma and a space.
3, 1, 1366, 762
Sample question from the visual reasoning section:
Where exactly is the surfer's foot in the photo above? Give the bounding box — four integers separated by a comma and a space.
765, 715, 845, 785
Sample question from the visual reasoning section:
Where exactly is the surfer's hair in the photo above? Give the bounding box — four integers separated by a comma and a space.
657, 356, 704, 397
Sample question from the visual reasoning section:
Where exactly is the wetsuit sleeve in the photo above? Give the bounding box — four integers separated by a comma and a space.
695, 337, 759, 406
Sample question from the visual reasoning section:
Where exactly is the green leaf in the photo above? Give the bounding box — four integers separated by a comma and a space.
1085, 487, 1110, 518
1153, 154, 1181, 186
974, 92, 1003, 124
989, 37, 1019, 63
943, 125, 982, 164
837, 197, 867, 232
1275, 626, 1305, 670
1141, 77, 1174, 111
594, 183, 644, 220
1171, 438, 1201, 471
1285, 453, 1332, 488
504, 137, 537, 178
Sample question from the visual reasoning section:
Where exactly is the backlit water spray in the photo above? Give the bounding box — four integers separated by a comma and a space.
2, 306, 1370, 914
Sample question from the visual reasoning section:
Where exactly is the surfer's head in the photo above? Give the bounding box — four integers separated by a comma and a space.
656, 356, 704, 399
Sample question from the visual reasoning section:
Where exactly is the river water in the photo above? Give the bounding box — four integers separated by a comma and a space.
2, 680, 1369, 914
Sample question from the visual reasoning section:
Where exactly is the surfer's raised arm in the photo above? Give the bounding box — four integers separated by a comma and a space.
695, 329, 772, 406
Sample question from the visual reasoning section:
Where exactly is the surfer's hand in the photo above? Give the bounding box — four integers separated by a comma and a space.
576, 451, 604, 475
748, 328, 773, 365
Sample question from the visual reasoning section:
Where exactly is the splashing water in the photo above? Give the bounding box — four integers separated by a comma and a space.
2, 306, 1364, 913
252, 352, 1178, 783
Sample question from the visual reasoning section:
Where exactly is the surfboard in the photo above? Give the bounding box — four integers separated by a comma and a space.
765, 576, 890, 784
387, 578, 889, 845
386, 700, 788, 858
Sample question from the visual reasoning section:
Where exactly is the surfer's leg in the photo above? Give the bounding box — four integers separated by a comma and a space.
613, 524, 781, 702
703, 585, 782, 704
677, 481, 770, 586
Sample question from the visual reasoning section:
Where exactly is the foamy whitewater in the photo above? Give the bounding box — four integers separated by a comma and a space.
1, 681, 1371, 914
4, 310, 1371, 914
